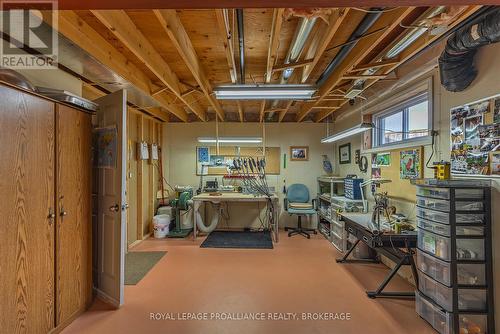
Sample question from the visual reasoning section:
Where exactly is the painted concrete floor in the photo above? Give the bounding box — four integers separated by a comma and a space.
62, 231, 435, 334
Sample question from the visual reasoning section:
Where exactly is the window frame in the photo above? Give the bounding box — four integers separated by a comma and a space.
372, 93, 432, 148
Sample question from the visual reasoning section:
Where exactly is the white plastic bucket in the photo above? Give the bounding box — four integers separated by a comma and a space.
153, 214, 170, 238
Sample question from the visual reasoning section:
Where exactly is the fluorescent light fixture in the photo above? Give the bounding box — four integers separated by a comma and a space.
321, 122, 374, 143
213, 84, 316, 100
197, 137, 263, 144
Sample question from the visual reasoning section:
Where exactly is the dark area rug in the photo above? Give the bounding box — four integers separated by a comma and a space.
125, 251, 166, 285
200, 230, 273, 249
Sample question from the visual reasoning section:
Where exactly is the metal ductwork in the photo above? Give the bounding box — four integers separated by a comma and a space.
316, 9, 383, 87
439, 7, 500, 92
236, 9, 245, 84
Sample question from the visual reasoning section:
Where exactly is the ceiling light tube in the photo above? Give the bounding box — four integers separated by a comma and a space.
321, 123, 374, 143
214, 84, 316, 100
197, 137, 263, 144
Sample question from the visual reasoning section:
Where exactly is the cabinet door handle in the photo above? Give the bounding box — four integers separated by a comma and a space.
48, 209, 56, 225
362, 236, 369, 243
60, 209, 68, 217
109, 204, 120, 212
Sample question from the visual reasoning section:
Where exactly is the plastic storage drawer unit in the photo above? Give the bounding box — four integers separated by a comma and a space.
416, 291, 452, 334
417, 217, 484, 237
419, 272, 487, 312
417, 250, 486, 287
416, 292, 489, 334
416, 187, 484, 200
418, 229, 451, 261
417, 207, 450, 225
417, 196, 451, 212
417, 218, 450, 236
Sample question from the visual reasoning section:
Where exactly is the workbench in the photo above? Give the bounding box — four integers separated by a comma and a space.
192, 193, 280, 243
336, 212, 418, 299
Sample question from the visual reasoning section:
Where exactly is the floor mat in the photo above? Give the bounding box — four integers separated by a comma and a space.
200, 230, 273, 249
125, 251, 166, 285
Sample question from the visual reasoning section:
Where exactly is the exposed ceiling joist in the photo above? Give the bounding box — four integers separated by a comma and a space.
314, 5, 482, 122
54, 1, 491, 10
261, 8, 285, 123
266, 8, 285, 83
215, 9, 238, 84
154, 9, 225, 121
342, 74, 387, 80
301, 8, 350, 82
272, 58, 314, 73
91, 10, 207, 121
215, 9, 244, 122
259, 101, 266, 123
53, 10, 186, 122
278, 100, 293, 122
279, 8, 349, 122
237, 101, 244, 122
297, 7, 416, 122
350, 59, 401, 72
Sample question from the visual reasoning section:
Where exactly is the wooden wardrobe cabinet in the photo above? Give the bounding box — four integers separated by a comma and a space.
0, 84, 93, 334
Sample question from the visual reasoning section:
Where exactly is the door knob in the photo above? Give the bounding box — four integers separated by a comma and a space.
109, 204, 120, 212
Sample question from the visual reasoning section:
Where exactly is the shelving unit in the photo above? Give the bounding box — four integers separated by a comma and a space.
413, 179, 493, 334
317, 177, 344, 242
317, 177, 363, 252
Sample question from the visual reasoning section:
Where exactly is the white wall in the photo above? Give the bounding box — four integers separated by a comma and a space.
162, 122, 334, 228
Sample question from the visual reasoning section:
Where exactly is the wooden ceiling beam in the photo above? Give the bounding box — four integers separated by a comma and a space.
52, 10, 187, 122
237, 101, 244, 122
301, 8, 350, 82
154, 9, 225, 121
342, 74, 387, 80
272, 58, 314, 73
280, 8, 349, 122
350, 59, 401, 72
297, 7, 416, 122
55, 1, 492, 10
215, 9, 244, 122
278, 100, 293, 122
215, 9, 238, 84
260, 8, 285, 123
265, 8, 285, 83
314, 5, 482, 122
259, 101, 266, 123
91, 10, 206, 121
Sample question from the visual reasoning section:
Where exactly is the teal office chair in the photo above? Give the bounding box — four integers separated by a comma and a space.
284, 184, 317, 239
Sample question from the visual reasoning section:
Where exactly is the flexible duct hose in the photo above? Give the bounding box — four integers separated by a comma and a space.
195, 202, 221, 233
439, 7, 500, 92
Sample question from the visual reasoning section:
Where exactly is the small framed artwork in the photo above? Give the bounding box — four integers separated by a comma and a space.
290, 146, 309, 161
400, 147, 423, 179
339, 143, 351, 164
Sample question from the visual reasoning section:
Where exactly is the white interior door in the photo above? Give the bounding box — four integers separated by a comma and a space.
95, 90, 127, 307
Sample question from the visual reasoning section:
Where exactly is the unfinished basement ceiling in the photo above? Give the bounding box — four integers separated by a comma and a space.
54, 6, 482, 122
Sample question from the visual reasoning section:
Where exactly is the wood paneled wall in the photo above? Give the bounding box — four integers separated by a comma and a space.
126, 109, 163, 247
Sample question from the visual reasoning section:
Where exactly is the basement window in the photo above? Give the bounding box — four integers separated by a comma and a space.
372, 93, 431, 147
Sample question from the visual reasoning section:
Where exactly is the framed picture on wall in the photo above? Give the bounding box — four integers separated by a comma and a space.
339, 143, 351, 164
290, 146, 309, 161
